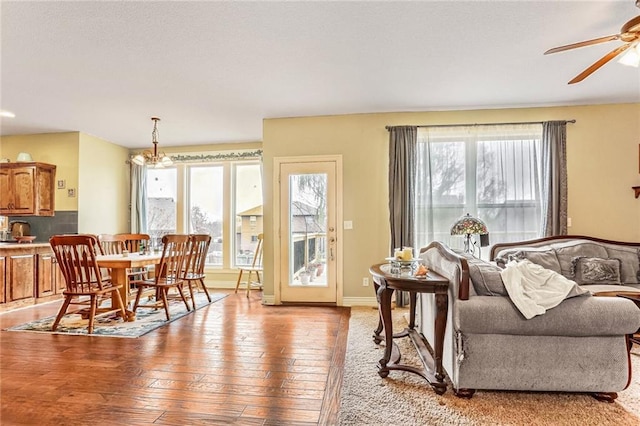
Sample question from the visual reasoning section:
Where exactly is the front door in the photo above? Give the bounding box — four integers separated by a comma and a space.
276, 157, 342, 303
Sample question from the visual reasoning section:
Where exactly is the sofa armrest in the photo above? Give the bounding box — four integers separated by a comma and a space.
420, 241, 470, 300
457, 295, 640, 336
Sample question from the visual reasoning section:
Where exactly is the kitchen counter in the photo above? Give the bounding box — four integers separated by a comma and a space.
0, 242, 50, 248
0, 242, 63, 312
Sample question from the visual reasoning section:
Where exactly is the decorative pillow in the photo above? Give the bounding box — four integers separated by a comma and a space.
604, 246, 640, 284
461, 254, 508, 296
503, 250, 562, 274
571, 256, 622, 285
493, 245, 559, 272
553, 242, 608, 278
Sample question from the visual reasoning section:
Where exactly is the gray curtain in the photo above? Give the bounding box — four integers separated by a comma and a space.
130, 163, 147, 233
541, 121, 568, 236
388, 126, 417, 306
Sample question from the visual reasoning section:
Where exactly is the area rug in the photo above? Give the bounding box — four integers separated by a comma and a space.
4, 292, 227, 338
339, 307, 640, 426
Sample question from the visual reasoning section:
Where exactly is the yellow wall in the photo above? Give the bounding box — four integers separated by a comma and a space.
0, 132, 79, 211
78, 133, 130, 234
3, 105, 638, 300
262, 103, 640, 300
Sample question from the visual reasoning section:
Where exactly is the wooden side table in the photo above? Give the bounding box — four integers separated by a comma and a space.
369, 263, 450, 394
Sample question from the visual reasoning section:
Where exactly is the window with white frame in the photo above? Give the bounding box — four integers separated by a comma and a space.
414, 124, 544, 258
145, 159, 263, 268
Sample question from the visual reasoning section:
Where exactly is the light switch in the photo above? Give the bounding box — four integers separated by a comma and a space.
343, 220, 353, 230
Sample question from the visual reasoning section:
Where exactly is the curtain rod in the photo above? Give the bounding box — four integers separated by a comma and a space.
385, 119, 576, 131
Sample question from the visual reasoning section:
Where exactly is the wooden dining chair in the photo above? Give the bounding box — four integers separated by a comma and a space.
116, 233, 152, 254
131, 234, 191, 321
98, 233, 148, 291
49, 234, 127, 334
234, 233, 263, 297
97, 233, 126, 255
183, 234, 213, 310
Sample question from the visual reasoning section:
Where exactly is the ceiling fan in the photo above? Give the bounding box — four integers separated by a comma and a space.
544, 1, 640, 84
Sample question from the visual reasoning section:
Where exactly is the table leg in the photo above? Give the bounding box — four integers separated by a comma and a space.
377, 285, 394, 378
109, 267, 136, 322
433, 291, 448, 382
372, 278, 384, 344
110, 268, 129, 307
408, 291, 417, 329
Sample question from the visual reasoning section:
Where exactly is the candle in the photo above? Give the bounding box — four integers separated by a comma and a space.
402, 247, 413, 261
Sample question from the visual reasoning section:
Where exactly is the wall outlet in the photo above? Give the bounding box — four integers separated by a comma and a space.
362, 277, 370, 287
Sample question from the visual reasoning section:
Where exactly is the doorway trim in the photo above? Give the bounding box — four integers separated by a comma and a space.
272, 155, 343, 305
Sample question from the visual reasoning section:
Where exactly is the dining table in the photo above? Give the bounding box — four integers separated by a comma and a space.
95, 251, 163, 321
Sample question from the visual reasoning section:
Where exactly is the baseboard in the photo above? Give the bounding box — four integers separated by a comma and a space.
248, 295, 377, 306
342, 297, 378, 307
262, 294, 276, 305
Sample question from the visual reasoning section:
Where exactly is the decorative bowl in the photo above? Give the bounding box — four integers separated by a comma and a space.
15, 236, 36, 243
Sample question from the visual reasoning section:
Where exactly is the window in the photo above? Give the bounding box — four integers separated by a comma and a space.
415, 124, 543, 257
189, 165, 224, 266
146, 168, 177, 247
145, 159, 262, 268
234, 163, 263, 267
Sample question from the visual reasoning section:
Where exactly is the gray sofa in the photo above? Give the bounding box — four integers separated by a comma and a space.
417, 235, 640, 401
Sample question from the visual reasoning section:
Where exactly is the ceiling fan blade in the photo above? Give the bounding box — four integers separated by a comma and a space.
568, 44, 632, 84
544, 35, 619, 54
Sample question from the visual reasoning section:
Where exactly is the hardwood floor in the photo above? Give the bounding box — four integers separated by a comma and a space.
0, 290, 351, 425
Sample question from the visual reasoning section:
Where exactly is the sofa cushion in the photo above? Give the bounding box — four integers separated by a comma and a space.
603, 246, 640, 284
551, 241, 608, 278
456, 295, 640, 336
571, 257, 622, 285
579, 283, 640, 295
460, 254, 508, 296
501, 249, 562, 274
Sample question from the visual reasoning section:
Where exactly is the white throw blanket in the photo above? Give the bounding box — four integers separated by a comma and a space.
500, 259, 590, 319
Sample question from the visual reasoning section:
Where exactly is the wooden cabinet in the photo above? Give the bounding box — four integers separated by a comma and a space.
56, 258, 66, 293
7, 253, 35, 301
0, 162, 56, 216
0, 256, 5, 304
0, 244, 65, 311
37, 252, 59, 297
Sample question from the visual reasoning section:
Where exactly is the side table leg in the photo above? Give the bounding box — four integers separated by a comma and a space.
372, 279, 383, 344
433, 292, 448, 383
377, 286, 394, 378
408, 291, 417, 329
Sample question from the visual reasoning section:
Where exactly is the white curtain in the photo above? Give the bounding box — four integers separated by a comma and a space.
130, 163, 147, 233
414, 124, 543, 258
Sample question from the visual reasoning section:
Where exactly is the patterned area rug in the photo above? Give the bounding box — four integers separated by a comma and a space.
339, 307, 640, 426
4, 292, 227, 338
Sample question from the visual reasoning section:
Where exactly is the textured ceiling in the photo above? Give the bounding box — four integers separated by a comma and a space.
1, 1, 639, 148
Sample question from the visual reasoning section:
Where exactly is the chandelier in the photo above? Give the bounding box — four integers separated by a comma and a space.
131, 117, 173, 168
